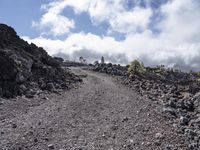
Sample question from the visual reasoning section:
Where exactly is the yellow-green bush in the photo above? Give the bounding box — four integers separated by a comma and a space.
154, 65, 165, 75
128, 60, 146, 75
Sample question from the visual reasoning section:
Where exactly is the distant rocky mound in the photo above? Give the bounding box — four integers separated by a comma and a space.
62, 60, 88, 67
0, 24, 81, 98
91, 62, 128, 76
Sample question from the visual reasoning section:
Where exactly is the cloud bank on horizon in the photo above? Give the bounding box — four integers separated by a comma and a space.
22, 0, 200, 71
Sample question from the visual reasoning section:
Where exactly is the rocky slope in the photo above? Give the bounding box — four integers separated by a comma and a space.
0, 24, 81, 98
91, 62, 200, 149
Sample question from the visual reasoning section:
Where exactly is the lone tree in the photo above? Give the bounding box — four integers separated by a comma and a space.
101, 56, 105, 64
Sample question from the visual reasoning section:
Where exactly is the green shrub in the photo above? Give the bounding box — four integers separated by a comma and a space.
128, 60, 146, 75
154, 65, 165, 75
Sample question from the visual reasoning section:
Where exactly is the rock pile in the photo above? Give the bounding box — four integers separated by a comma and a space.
0, 24, 81, 98
121, 74, 200, 149
91, 62, 128, 76
92, 62, 200, 149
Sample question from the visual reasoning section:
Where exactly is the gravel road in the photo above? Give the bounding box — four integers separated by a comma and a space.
0, 68, 187, 150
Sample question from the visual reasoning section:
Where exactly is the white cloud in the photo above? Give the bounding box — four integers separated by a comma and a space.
158, 0, 200, 43
32, 0, 153, 35
32, 0, 75, 36
22, 29, 200, 70
63, 0, 91, 13
22, 33, 125, 56
27, 0, 200, 71
109, 7, 152, 34
74, 0, 153, 34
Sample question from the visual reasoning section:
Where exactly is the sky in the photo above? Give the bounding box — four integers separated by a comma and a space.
0, 0, 200, 70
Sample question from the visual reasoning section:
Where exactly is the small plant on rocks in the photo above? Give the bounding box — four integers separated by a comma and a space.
128, 60, 146, 75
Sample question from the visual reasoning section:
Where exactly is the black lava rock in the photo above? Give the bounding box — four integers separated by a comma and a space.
0, 24, 81, 98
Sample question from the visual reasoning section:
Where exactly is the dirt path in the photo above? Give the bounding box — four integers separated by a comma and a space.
0, 68, 186, 150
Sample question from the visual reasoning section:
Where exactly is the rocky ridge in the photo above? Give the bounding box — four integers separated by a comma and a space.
0, 24, 81, 98
62, 60, 88, 67
91, 62, 200, 149
91, 62, 128, 76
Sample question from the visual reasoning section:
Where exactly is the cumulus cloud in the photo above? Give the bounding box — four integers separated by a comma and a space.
22, 33, 128, 57
72, 0, 153, 34
32, 0, 153, 35
70, 49, 129, 64
22, 33, 130, 64
32, 0, 75, 36
109, 7, 152, 34
27, 0, 200, 71
158, 0, 200, 43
